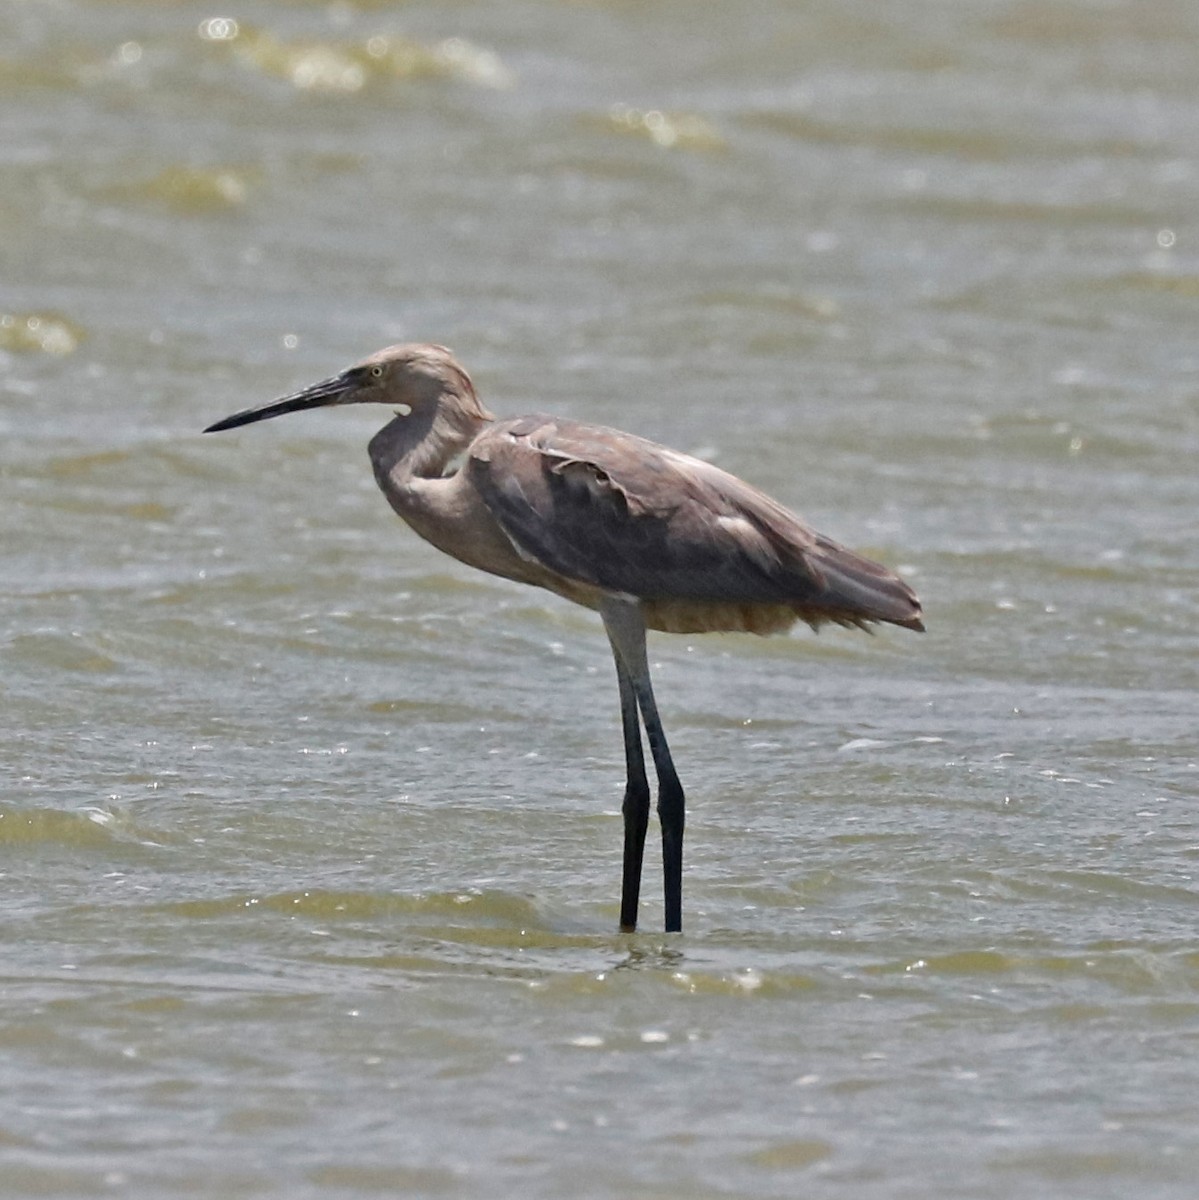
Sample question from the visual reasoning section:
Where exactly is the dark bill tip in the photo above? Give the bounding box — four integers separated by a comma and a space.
203, 372, 355, 434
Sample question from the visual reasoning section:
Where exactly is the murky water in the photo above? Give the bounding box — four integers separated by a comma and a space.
3, 1, 1198, 1196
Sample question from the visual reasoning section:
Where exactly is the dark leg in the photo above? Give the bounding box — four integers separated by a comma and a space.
601, 599, 686, 934
633, 678, 685, 934
614, 655, 650, 932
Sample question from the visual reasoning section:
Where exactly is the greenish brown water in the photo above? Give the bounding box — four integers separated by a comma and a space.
3, 1, 1199, 1197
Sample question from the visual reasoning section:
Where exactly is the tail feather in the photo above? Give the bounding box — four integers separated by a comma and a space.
809, 538, 925, 632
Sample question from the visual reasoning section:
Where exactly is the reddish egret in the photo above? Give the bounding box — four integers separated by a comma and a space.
205, 344, 923, 933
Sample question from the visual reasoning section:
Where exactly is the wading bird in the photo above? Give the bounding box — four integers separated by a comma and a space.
205, 344, 923, 933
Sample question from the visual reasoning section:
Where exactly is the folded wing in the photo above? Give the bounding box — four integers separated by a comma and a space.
467, 415, 923, 632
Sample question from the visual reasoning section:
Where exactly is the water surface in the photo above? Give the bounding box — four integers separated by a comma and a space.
2, 1, 1198, 1196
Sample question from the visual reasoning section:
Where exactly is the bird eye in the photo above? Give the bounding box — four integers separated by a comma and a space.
369, 365, 385, 379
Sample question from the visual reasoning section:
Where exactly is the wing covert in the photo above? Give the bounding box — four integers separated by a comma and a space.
466, 416, 827, 605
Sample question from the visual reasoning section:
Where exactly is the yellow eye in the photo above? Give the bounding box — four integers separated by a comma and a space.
370, 365, 384, 379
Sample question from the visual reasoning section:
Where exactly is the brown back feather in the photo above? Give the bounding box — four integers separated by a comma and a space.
469, 416, 923, 631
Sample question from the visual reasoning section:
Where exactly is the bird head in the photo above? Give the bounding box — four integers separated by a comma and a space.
204, 343, 487, 433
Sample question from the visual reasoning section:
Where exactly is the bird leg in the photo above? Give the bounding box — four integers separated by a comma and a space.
602, 599, 686, 934
614, 657, 650, 932
637, 676, 685, 934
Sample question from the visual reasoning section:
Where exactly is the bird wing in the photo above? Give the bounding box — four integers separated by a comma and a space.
467, 416, 922, 627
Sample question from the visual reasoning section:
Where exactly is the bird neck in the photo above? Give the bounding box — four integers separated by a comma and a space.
369, 392, 493, 487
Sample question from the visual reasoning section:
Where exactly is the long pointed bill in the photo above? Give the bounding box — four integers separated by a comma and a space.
203, 371, 358, 433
